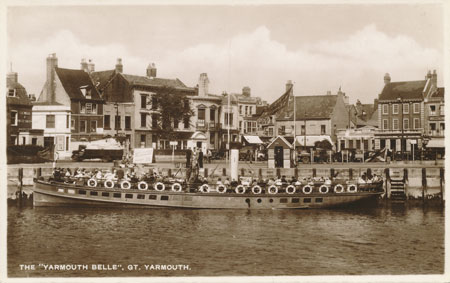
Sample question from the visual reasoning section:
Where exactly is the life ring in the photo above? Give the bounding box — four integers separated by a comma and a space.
138, 181, 148, 191
199, 184, 210, 193
217, 185, 227, 194
251, 185, 262, 194
154, 182, 165, 191
302, 185, 312, 194
87, 178, 97, 187
334, 184, 345, 193
104, 179, 115, 189
120, 180, 131, 190
286, 185, 296, 194
235, 185, 246, 194
319, 185, 329, 194
268, 185, 278, 194
171, 183, 182, 192
347, 184, 357, 193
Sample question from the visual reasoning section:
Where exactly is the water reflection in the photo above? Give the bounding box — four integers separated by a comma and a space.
8, 204, 444, 277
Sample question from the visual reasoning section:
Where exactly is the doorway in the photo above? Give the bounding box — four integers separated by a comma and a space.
274, 146, 283, 168
44, 136, 54, 149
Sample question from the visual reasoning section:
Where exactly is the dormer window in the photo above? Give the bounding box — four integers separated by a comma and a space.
8, 89, 16, 97
80, 85, 91, 99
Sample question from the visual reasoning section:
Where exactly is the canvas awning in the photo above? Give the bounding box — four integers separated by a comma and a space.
426, 138, 445, 148
294, 135, 334, 148
243, 135, 263, 144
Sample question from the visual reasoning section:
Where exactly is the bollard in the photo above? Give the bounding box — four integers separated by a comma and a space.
222, 168, 226, 176
422, 168, 427, 204
440, 168, 444, 205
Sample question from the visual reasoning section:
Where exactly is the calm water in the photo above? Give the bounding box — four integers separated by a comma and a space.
7, 203, 444, 277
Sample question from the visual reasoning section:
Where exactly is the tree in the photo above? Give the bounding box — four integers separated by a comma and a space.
148, 86, 194, 140
314, 139, 333, 150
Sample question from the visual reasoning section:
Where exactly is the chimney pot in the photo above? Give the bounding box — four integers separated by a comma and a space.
6, 72, 18, 85
115, 58, 123, 73
384, 73, 391, 85
147, 63, 157, 78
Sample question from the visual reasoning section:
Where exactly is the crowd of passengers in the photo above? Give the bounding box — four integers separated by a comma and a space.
50, 167, 382, 189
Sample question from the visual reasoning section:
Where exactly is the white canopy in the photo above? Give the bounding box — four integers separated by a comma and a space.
85, 138, 122, 150
294, 135, 334, 149
426, 138, 445, 148
243, 135, 263, 144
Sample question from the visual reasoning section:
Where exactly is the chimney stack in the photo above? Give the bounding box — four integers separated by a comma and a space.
115, 58, 123, 73
198, 73, 209, 97
46, 53, 58, 103
87, 59, 95, 73
384, 73, 391, 85
146, 63, 157, 78
286, 80, 293, 95
80, 58, 88, 72
242, 86, 251, 97
6, 72, 18, 85
426, 70, 432, 80
431, 69, 437, 86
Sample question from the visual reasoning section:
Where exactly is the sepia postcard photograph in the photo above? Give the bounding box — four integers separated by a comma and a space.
1, 1, 448, 283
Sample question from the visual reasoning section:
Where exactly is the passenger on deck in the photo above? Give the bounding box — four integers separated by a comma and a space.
224, 177, 231, 186
324, 177, 332, 185
290, 176, 297, 184
216, 178, 223, 185
281, 175, 287, 184
95, 170, 103, 179
274, 177, 282, 186
267, 178, 275, 186
251, 179, 258, 187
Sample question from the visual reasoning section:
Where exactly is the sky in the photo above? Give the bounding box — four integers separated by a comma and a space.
6, 4, 445, 104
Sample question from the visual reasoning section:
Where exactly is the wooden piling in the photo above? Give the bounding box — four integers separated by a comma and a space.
384, 168, 390, 200
440, 168, 444, 205
18, 168, 23, 204
403, 168, 408, 200
422, 168, 427, 204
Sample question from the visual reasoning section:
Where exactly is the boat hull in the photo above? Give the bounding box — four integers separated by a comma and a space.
33, 180, 383, 209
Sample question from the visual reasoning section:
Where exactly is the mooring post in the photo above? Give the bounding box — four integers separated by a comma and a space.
384, 168, 390, 200
18, 168, 23, 204
422, 167, 427, 204
404, 168, 408, 200
440, 167, 444, 205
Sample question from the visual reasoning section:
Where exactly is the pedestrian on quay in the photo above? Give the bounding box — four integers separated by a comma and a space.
198, 148, 204, 169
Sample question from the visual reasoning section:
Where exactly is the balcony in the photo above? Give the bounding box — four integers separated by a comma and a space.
196, 120, 207, 131
209, 122, 221, 130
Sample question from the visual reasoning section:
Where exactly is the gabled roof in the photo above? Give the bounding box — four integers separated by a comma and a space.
55, 68, 103, 101
90, 69, 116, 91
267, 135, 293, 149
379, 80, 426, 101
120, 73, 188, 89
432, 87, 445, 98
6, 81, 32, 106
278, 95, 338, 120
